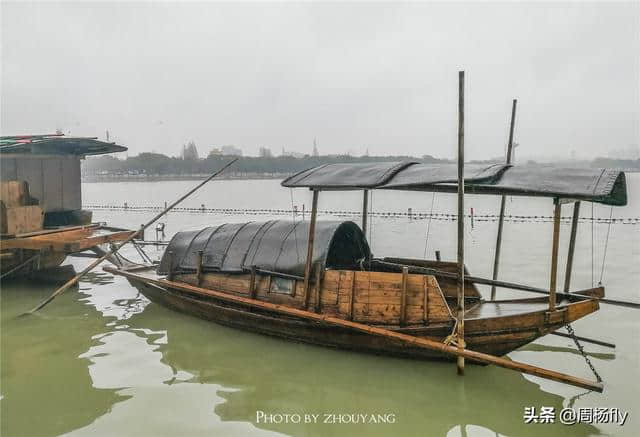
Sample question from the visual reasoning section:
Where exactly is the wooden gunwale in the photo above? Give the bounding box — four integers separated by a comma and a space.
107, 265, 598, 341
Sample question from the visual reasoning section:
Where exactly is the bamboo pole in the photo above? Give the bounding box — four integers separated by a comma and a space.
303, 190, 319, 308
362, 190, 369, 235
23, 158, 238, 315
564, 201, 581, 292
108, 267, 604, 392
400, 266, 408, 326
314, 262, 323, 313
549, 201, 562, 311
456, 70, 465, 375
491, 99, 517, 300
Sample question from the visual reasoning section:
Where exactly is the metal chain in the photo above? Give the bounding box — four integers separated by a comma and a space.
565, 323, 603, 383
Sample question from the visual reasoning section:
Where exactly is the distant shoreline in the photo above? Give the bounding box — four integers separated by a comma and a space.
83, 167, 640, 183
82, 173, 291, 183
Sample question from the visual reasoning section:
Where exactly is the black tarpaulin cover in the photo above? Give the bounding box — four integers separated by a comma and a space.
281, 162, 627, 205
157, 220, 371, 277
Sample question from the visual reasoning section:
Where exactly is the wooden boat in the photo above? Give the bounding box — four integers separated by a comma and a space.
105, 161, 628, 364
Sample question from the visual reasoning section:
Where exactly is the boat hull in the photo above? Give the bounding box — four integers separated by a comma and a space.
125, 274, 585, 361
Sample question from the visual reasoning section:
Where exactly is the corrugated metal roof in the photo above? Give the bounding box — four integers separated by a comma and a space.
0, 134, 127, 156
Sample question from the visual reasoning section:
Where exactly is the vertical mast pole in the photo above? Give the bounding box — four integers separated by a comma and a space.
362, 190, 369, 235
490, 99, 517, 300
303, 190, 320, 308
549, 200, 562, 311
564, 201, 581, 292
456, 70, 465, 375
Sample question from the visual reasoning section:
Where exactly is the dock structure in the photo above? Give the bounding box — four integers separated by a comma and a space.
0, 134, 134, 279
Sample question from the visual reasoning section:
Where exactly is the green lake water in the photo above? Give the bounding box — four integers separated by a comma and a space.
2, 175, 638, 436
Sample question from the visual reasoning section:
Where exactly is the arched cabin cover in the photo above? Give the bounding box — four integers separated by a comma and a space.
158, 220, 371, 277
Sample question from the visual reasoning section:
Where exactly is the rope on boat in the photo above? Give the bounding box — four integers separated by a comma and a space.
598, 206, 614, 286
591, 203, 595, 287
82, 204, 640, 225
423, 192, 436, 258
289, 188, 301, 265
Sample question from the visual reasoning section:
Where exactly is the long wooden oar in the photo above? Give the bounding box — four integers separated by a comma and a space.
23, 158, 237, 315
106, 267, 604, 392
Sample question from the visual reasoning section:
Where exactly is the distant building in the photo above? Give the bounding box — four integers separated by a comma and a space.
208, 147, 222, 157
281, 148, 305, 158
259, 147, 273, 158
220, 145, 243, 156
313, 138, 319, 157
182, 141, 199, 160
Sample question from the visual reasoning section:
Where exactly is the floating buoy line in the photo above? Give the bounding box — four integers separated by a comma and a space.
83, 204, 640, 224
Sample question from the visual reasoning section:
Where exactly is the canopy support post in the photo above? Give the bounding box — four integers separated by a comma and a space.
456, 70, 465, 375
564, 201, 581, 292
549, 200, 562, 311
490, 98, 517, 300
303, 189, 319, 309
362, 190, 369, 234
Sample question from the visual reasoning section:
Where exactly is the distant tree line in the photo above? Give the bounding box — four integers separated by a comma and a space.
82, 153, 640, 178
83, 153, 448, 176
590, 157, 640, 170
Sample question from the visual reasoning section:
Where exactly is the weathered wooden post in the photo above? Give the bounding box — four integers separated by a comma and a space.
249, 265, 257, 299
400, 266, 409, 326
196, 250, 204, 286
549, 200, 562, 310
303, 190, 319, 308
166, 250, 174, 281
456, 70, 466, 375
564, 201, 581, 292
362, 190, 369, 234
491, 99, 517, 300
314, 262, 323, 313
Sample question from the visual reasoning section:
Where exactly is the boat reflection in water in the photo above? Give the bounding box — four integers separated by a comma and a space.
120, 294, 599, 437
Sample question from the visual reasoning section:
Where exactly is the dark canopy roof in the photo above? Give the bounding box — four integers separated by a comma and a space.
158, 220, 371, 277
282, 161, 628, 206
0, 134, 127, 156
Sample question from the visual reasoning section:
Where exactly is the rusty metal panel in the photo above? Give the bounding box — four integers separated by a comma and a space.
15, 157, 44, 206
42, 158, 64, 211
62, 157, 81, 210
0, 157, 18, 180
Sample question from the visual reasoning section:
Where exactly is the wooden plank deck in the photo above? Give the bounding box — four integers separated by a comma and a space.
465, 300, 554, 319
0, 225, 134, 252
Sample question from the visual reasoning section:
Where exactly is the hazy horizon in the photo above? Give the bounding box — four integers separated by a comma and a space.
2, 2, 639, 161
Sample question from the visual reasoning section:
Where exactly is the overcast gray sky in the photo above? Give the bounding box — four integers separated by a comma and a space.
2, 1, 638, 160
